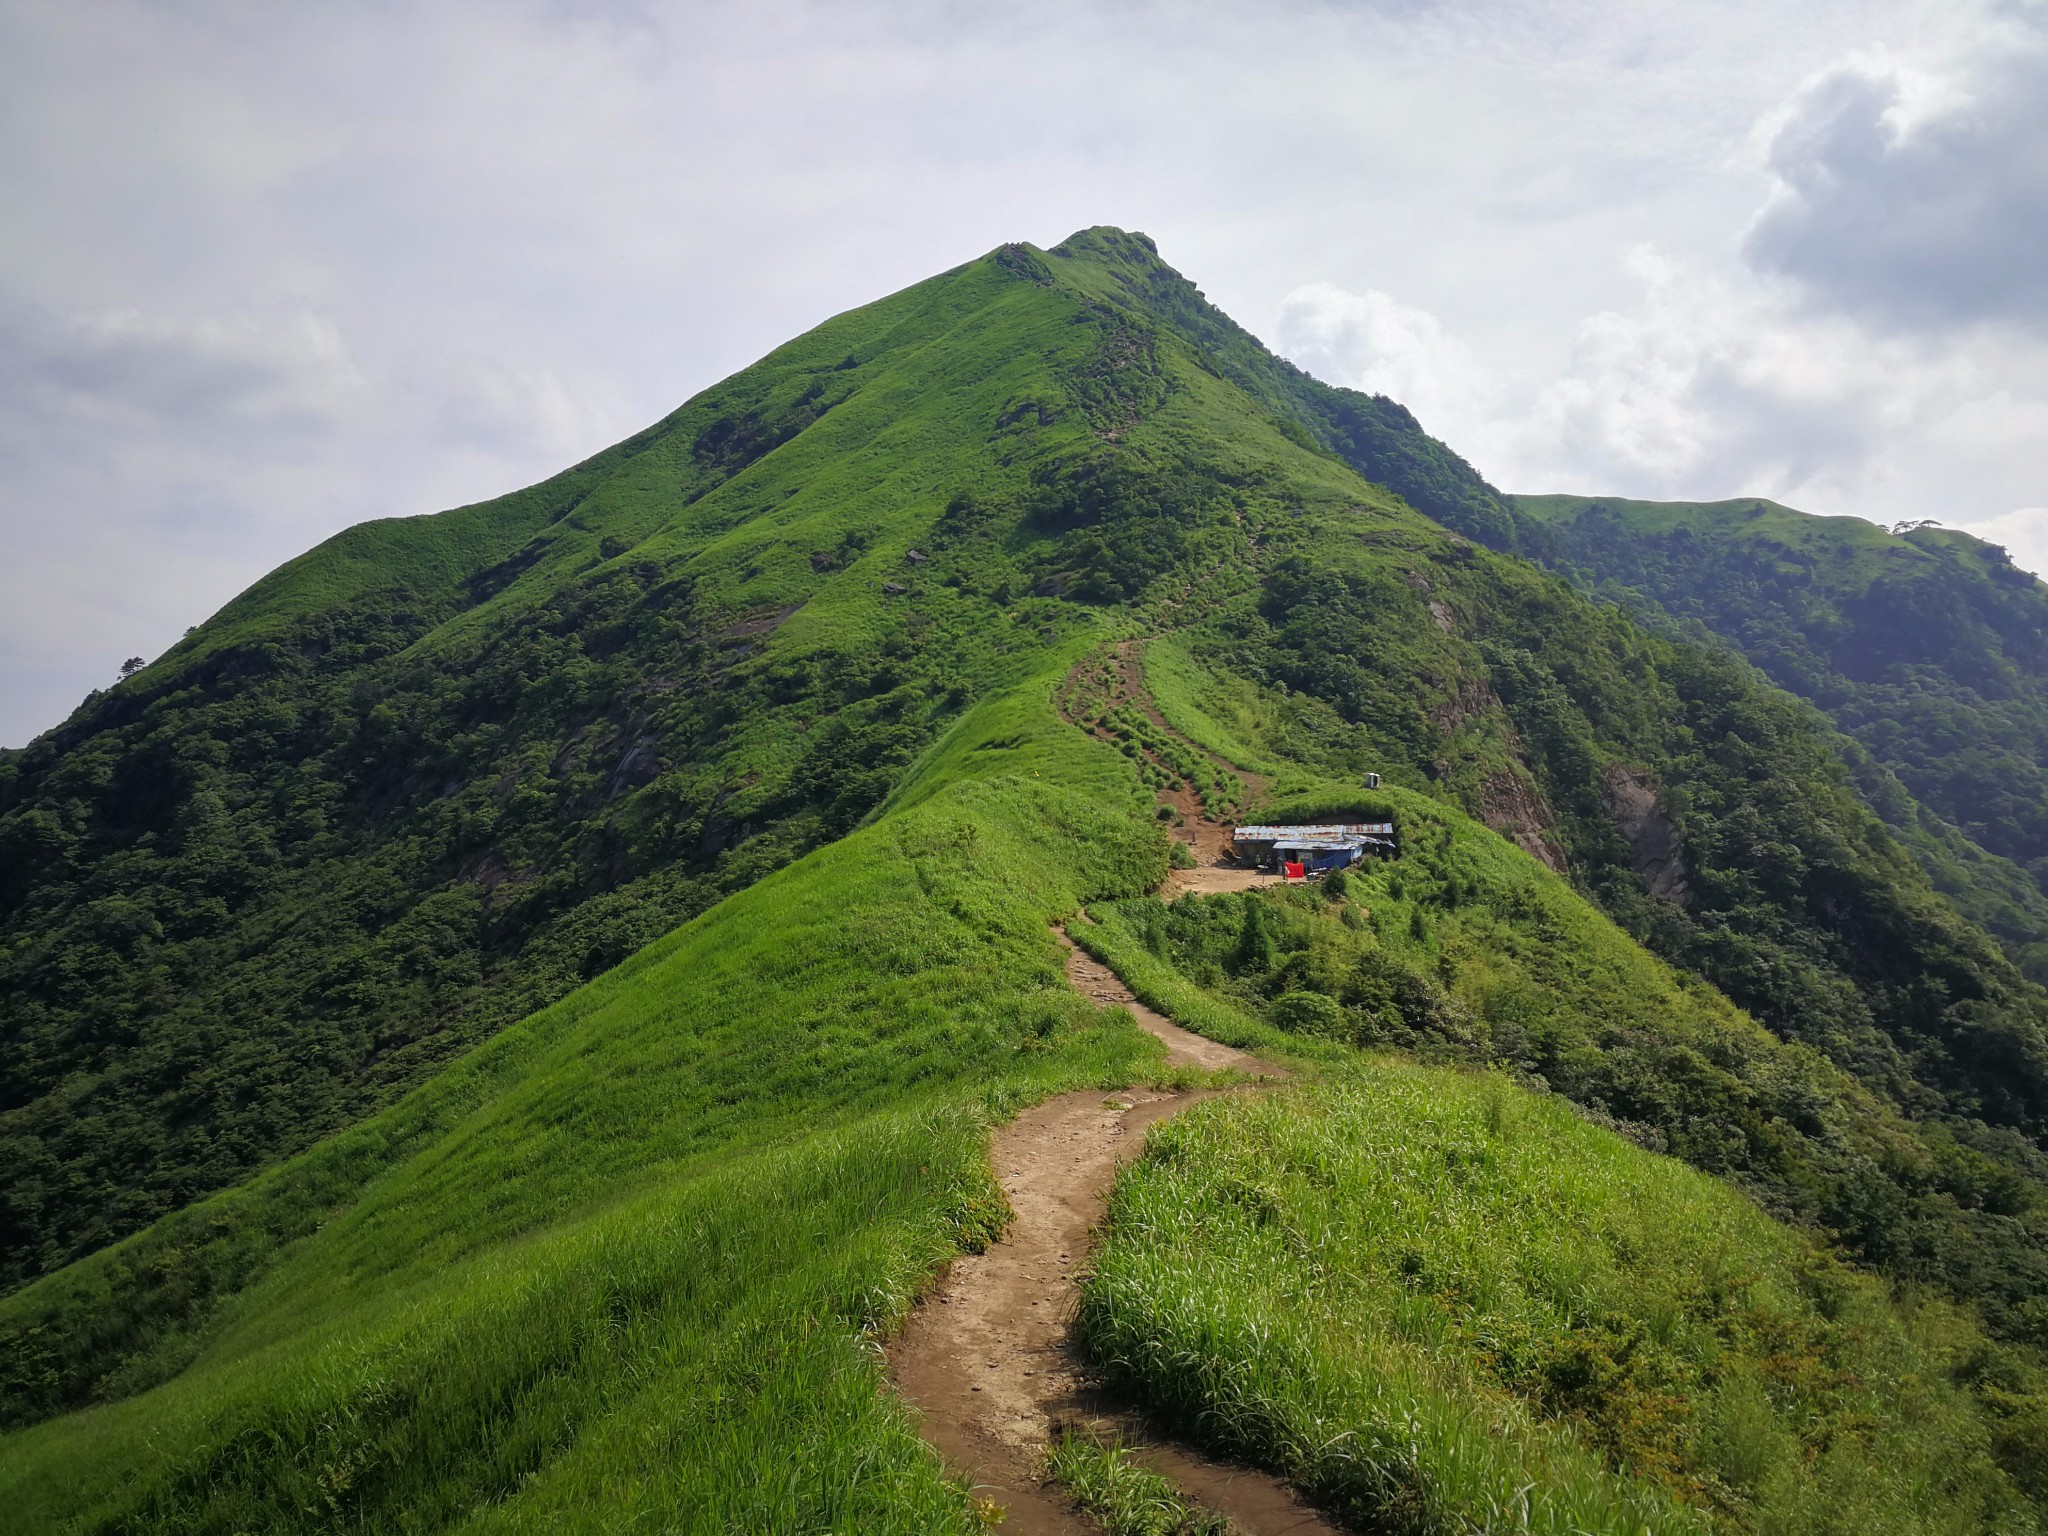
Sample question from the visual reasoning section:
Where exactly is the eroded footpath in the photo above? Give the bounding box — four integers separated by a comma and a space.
888, 930, 1340, 1535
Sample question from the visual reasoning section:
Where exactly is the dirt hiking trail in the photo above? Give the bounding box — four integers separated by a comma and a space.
1056, 638, 1293, 903
1073, 640, 1356, 905
889, 930, 1341, 1535
1160, 864, 1287, 899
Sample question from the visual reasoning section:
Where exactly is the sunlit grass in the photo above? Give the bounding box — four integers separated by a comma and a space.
0, 676, 1172, 1532
1044, 1429, 1229, 1536
1080, 1065, 2034, 1535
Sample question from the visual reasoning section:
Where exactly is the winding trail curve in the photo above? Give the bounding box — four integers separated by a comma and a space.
888, 930, 1341, 1534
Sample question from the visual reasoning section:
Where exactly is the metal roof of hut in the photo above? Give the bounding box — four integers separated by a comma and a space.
1232, 823, 1394, 841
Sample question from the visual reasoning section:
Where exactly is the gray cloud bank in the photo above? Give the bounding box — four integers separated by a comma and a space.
1747, 11, 2048, 331
1, 0, 2043, 744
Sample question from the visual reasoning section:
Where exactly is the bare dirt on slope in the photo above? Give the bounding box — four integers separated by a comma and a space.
1159, 864, 1287, 899
1056, 637, 1286, 893
888, 930, 1340, 1535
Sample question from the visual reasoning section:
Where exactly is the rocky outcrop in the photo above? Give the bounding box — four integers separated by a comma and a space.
1482, 767, 1568, 874
1604, 765, 1690, 903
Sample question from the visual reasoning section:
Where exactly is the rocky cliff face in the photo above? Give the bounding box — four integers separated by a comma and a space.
1603, 765, 1689, 903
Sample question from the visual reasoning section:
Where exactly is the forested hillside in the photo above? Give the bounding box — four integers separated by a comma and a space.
5, 228, 2048, 1531
1506, 494, 2048, 984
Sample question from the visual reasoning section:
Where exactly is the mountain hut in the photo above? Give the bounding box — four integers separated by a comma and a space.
1230, 822, 1397, 874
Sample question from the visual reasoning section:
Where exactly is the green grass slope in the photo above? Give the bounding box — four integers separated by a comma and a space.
0, 242, 1198, 1288
1051, 237, 2048, 1191
1511, 492, 2048, 982
1089, 515, 2048, 1341
1070, 838, 2048, 1522
0, 675, 1174, 1531
0, 227, 1541, 1291
6, 227, 2048, 1529
1083, 1063, 2033, 1533
8, 656, 2044, 1531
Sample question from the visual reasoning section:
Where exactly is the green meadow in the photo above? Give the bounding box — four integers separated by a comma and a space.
0, 673, 1182, 1531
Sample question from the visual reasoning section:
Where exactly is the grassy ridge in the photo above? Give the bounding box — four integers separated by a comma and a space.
1139, 634, 1300, 787
0, 244, 1150, 1288
12, 222, 2044, 1326
11, 1116, 994, 1533
1080, 1065, 2030, 1533
0, 676, 1179, 1529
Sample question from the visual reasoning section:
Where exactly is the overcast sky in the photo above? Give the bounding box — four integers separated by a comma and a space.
3, 0, 2045, 745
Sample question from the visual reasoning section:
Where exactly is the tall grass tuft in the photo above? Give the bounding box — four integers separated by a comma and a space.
1044, 1429, 1230, 1536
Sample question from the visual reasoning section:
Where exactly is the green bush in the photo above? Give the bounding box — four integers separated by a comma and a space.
1271, 991, 1348, 1039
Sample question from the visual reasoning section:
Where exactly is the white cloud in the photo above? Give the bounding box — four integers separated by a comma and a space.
1506, 246, 1925, 498
1745, 10, 2048, 330
1274, 282, 1500, 447
0, 291, 629, 741
1283, 245, 2048, 580
1282, 248, 1913, 503
420, 355, 611, 459
1519, 248, 1722, 484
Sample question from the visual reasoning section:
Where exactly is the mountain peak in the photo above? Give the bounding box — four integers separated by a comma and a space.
1046, 223, 1160, 261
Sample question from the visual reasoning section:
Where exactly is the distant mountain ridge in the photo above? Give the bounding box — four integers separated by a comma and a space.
1506, 492, 2048, 984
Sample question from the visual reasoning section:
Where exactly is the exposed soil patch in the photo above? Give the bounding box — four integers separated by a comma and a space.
888, 932, 1337, 1534
1161, 865, 1290, 900
1603, 763, 1690, 903
717, 599, 806, 640
1059, 930, 1248, 1072
1480, 767, 1568, 875
1423, 678, 1569, 874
